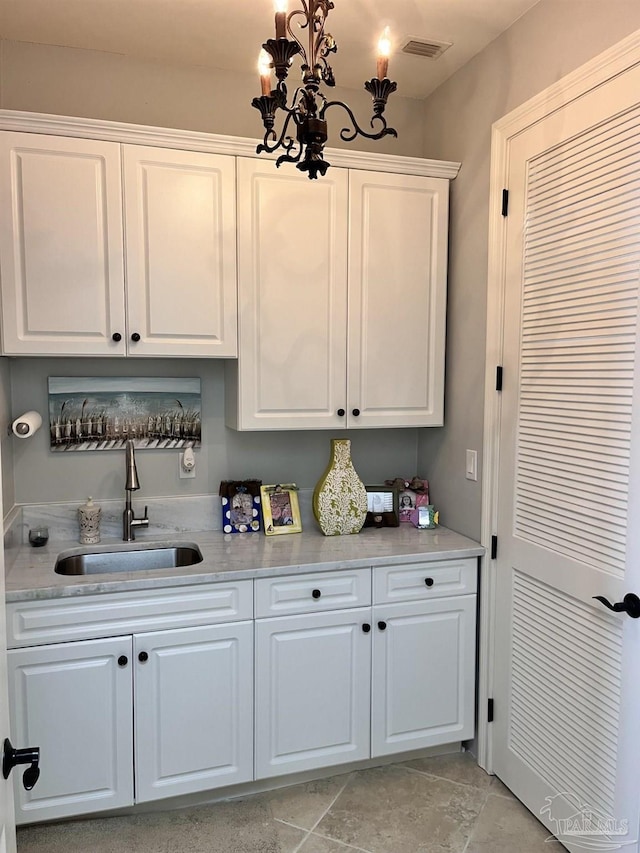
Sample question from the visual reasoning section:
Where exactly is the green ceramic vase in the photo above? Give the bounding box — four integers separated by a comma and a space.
313, 439, 368, 536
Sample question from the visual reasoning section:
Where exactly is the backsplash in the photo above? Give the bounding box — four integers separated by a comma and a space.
16, 490, 317, 545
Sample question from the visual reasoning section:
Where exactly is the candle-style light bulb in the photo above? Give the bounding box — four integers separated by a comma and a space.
376, 26, 392, 80
258, 49, 272, 96
274, 0, 288, 39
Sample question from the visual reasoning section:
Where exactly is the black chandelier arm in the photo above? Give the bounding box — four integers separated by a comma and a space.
255, 108, 301, 159
275, 144, 305, 170
320, 99, 398, 143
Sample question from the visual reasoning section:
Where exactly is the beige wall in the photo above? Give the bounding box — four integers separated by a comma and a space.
418, 0, 640, 540
0, 40, 426, 158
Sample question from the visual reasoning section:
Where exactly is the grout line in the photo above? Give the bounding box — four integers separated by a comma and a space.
461, 785, 494, 853
290, 827, 313, 853
487, 784, 517, 801
275, 772, 357, 853
308, 771, 354, 833
401, 763, 494, 793
305, 829, 376, 853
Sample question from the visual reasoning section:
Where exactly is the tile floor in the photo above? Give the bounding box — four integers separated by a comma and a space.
17, 753, 564, 853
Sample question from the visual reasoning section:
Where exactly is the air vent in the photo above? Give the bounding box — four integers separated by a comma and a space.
401, 37, 452, 60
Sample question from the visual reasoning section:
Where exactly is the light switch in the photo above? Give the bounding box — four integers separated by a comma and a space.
465, 449, 478, 482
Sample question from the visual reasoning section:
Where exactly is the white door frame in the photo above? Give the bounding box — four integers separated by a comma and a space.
477, 26, 640, 773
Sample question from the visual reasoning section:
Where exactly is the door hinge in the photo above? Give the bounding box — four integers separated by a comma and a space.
491, 535, 498, 560
488, 698, 494, 723
501, 189, 509, 217
496, 365, 503, 391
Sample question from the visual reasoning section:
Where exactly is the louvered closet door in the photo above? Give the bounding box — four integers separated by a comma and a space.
494, 63, 640, 853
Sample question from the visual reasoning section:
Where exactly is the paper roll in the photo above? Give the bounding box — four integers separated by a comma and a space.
12, 411, 43, 439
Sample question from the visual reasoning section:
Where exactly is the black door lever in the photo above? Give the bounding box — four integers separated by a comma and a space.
2, 738, 40, 790
593, 593, 640, 619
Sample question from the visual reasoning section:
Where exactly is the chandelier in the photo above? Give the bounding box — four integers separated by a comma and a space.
252, 0, 398, 180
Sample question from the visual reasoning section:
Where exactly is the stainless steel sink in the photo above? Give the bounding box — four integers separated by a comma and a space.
54, 543, 203, 575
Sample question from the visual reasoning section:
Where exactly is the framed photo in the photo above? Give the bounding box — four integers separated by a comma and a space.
220, 480, 262, 534
398, 489, 416, 522
363, 485, 399, 528
261, 484, 302, 536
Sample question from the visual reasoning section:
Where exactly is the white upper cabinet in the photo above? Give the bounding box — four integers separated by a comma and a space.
228, 158, 349, 430
227, 158, 449, 429
348, 171, 448, 427
123, 145, 237, 357
0, 134, 237, 357
0, 118, 455, 388
0, 132, 127, 356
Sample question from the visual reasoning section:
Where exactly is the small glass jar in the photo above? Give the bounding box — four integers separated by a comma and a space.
28, 527, 49, 548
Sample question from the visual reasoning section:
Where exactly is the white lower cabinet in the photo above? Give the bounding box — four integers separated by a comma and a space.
255, 608, 372, 778
371, 596, 476, 756
8, 622, 254, 824
7, 558, 477, 823
7, 636, 134, 824
134, 622, 254, 802
255, 564, 477, 780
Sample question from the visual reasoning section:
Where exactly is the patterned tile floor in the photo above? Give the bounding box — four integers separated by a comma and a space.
17, 753, 564, 853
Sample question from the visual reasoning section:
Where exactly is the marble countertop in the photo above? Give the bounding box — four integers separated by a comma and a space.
5, 525, 484, 602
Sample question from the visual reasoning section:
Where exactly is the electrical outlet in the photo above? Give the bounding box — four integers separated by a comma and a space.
179, 451, 196, 479
465, 449, 477, 482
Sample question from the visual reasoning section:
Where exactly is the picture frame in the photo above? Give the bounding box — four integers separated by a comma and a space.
398, 490, 430, 523
48, 376, 201, 452
363, 485, 399, 528
220, 480, 262, 534
261, 484, 302, 536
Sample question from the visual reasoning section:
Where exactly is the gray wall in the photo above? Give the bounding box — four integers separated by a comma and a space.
8, 358, 418, 506
0, 360, 14, 513
417, 0, 640, 540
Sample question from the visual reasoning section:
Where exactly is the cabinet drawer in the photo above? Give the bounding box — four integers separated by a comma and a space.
373, 559, 477, 604
6, 581, 253, 648
255, 569, 371, 618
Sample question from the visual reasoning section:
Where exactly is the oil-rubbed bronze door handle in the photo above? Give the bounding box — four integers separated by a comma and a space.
593, 593, 640, 619
3, 738, 40, 790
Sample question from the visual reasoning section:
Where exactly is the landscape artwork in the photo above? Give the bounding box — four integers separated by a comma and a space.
48, 377, 202, 452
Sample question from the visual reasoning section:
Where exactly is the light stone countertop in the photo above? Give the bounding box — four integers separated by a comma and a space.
5, 525, 484, 602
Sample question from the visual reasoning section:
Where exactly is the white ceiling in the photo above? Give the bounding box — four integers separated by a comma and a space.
0, 0, 540, 100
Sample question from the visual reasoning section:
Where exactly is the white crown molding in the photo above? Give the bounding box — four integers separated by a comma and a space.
0, 110, 461, 180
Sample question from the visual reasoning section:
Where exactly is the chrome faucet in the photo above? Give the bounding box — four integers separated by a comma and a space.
123, 440, 149, 541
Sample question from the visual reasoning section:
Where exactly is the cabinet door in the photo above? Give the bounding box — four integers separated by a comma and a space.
228, 158, 348, 430
348, 171, 449, 427
255, 608, 371, 778
134, 621, 253, 802
7, 636, 133, 824
123, 146, 237, 357
371, 595, 476, 756
0, 132, 126, 355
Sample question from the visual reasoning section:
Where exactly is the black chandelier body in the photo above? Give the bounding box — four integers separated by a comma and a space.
252, 1, 398, 180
